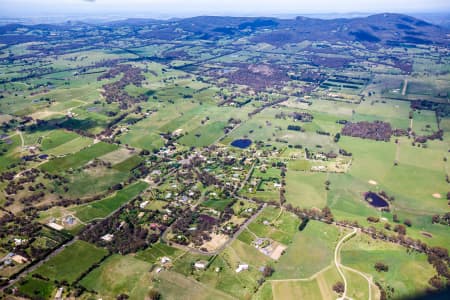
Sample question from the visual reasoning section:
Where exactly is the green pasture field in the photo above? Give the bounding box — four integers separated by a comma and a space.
412, 110, 438, 135
171, 252, 211, 277
98, 148, 134, 164
17, 277, 55, 300
336, 135, 448, 215
40, 142, 118, 173
60, 166, 130, 198
222, 107, 339, 152
44, 136, 94, 156
343, 269, 371, 300
196, 244, 263, 299
268, 266, 345, 300
285, 171, 327, 209
72, 181, 148, 222
341, 234, 436, 299
201, 198, 235, 211
32, 240, 108, 284
246, 206, 299, 245
0, 134, 21, 170
135, 242, 182, 263
272, 221, 342, 279
271, 279, 322, 300
354, 98, 410, 129
39, 130, 79, 151
112, 155, 144, 172
156, 270, 235, 300
254, 282, 274, 300
80, 254, 152, 299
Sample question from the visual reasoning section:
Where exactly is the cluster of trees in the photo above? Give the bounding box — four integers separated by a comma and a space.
98, 64, 147, 109
374, 262, 389, 272
290, 70, 327, 83
339, 148, 352, 156
248, 97, 288, 117
171, 210, 217, 246
414, 129, 444, 144
80, 207, 161, 255
221, 63, 289, 91
341, 121, 393, 141
291, 112, 314, 122
316, 130, 330, 136
287, 125, 302, 131
332, 281, 345, 294
432, 213, 450, 226
427, 247, 450, 278
283, 204, 334, 224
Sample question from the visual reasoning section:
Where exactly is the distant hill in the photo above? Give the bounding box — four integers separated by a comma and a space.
0, 13, 448, 47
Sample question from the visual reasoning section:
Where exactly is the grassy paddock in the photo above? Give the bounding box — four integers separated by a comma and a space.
80, 254, 152, 299
32, 240, 108, 284
73, 181, 148, 222
41, 142, 118, 173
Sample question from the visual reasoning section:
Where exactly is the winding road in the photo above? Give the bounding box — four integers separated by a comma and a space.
334, 228, 357, 300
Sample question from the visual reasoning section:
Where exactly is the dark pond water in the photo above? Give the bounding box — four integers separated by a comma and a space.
364, 192, 389, 208
231, 139, 252, 149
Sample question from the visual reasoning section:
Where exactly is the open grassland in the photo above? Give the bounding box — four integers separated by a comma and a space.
41, 142, 118, 173
44, 135, 93, 156
98, 147, 135, 164
201, 198, 235, 211
17, 277, 55, 300
135, 242, 182, 263
254, 282, 274, 300
80, 254, 152, 300
354, 99, 410, 129
222, 107, 338, 152
341, 234, 435, 299
32, 240, 108, 284
336, 136, 448, 214
247, 206, 299, 245
156, 270, 235, 300
39, 130, 79, 151
271, 280, 322, 300
112, 155, 143, 171
73, 181, 148, 222
342, 268, 371, 300
61, 166, 130, 198
285, 171, 327, 209
197, 245, 262, 299
0, 134, 21, 170
272, 221, 342, 279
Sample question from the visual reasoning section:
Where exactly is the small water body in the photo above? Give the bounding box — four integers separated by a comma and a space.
231, 139, 252, 149
364, 192, 389, 208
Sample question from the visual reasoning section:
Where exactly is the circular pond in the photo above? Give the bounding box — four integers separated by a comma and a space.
364, 192, 389, 208
231, 139, 252, 149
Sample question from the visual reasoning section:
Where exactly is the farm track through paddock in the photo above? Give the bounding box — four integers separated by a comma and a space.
334, 228, 357, 300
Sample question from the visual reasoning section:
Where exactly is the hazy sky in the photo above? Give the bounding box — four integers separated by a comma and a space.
1, 0, 450, 18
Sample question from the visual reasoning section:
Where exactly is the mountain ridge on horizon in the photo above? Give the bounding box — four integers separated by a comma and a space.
0, 12, 448, 48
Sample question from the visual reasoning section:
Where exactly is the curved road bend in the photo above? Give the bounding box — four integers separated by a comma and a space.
335, 228, 357, 300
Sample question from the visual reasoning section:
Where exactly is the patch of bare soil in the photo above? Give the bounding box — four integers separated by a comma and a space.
201, 233, 229, 251
269, 243, 287, 260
